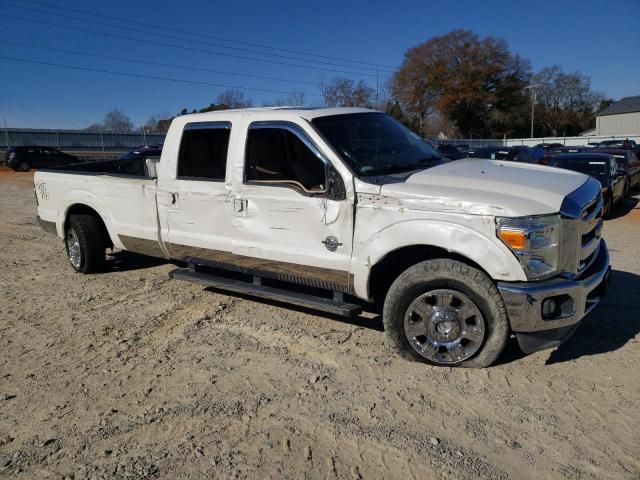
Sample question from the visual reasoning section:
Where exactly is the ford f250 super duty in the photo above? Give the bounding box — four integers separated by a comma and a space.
34, 107, 611, 367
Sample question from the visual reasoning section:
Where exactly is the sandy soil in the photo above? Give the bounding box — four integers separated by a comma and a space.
0, 167, 638, 479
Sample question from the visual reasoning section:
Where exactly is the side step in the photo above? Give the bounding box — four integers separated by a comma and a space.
169, 268, 363, 317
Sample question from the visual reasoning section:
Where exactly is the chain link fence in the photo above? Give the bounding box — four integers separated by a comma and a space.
1, 128, 166, 152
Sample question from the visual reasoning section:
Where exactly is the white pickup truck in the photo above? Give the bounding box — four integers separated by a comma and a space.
34, 107, 611, 367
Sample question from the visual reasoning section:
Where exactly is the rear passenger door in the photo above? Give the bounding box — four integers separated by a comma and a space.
157, 121, 233, 259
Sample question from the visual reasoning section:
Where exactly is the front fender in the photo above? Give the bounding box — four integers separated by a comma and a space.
351, 218, 526, 299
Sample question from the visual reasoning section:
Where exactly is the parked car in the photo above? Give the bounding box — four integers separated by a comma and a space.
470, 146, 535, 163
534, 143, 565, 164
34, 107, 610, 368
597, 139, 637, 149
436, 143, 465, 160
549, 153, 626, 217
116, 145, 163, 160
593, 148, 640, 192
5, 146, 78, 171
548, 146, 590, 161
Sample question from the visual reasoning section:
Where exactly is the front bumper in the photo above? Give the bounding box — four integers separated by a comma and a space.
497, 240, 611, 353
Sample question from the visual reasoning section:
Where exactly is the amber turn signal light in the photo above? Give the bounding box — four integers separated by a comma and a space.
498, 229, 526, 250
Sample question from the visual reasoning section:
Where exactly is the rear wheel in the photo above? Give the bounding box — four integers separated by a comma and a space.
383, 259, 509, 368
17, 161, 30, 172
65, 214, 106, 273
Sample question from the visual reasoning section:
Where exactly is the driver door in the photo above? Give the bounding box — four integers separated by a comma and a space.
229, 121, 354, 292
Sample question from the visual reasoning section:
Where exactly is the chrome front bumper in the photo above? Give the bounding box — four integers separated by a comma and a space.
497, 240, 611, 352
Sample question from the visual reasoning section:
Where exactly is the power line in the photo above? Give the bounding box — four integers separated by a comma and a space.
1, 13, 384, 78
17, 0, 398, 71
2, 2, 395, 74
2, 41, 318, 86
0, 55, 322, 97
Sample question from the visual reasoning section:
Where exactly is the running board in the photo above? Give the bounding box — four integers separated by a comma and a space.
168, 268, 363, 317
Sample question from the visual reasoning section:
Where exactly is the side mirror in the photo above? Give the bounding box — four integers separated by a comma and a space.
326, 166, 346, 201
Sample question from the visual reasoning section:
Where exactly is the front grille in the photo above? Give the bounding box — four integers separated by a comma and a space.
577, 194, 603, 274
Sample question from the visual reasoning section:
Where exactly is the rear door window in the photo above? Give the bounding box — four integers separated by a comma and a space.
177, 122, 231, 181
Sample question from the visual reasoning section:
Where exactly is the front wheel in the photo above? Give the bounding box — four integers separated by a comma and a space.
383, 259, 509, 368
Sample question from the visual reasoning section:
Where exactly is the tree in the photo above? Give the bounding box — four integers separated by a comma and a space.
140, 113, 172, 133
391, 30, 532, 138
263, 89, 308, 107
102, 108, 134, 133
533, 66, 603, 136
215, 89, 252, 109
319, 78, 374, 108
385, 100, 420, 133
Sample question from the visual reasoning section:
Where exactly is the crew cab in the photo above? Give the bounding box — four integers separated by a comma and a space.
34, 108, 611, 368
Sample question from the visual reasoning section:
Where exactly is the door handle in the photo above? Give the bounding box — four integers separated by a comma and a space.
170, 192, 178, 205
233, 198, 247, 215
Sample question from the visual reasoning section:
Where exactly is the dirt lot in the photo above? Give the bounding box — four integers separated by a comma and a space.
0, 167, 638, 479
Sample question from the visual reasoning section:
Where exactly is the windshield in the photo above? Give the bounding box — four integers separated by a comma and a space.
311, 112, 444, 178
551, 157, 608, 183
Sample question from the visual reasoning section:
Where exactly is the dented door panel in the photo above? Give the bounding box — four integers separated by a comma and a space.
230, 184, 354, 289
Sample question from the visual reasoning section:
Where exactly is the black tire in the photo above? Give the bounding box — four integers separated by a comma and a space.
382, 259, 509, 368
17, 161, 30, 172
603, 194, 613, 219
65, 214, 106, 273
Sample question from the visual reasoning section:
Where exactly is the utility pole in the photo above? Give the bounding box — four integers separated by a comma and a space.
2, 115, 9, 150
524, 84, 542, 139
376, 67, 379, 107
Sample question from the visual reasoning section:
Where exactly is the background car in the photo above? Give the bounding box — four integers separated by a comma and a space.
435, 143, 465, 160
594, 148, 640, 192
597, 139, 637, 149
469, 146, 535, 162
549, 153, 626, 217
534, 142, 565, 164
116, 144, 163, 160
5, 146, 78, 171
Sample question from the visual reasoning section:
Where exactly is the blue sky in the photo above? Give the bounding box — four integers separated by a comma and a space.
1, 0, 639, 129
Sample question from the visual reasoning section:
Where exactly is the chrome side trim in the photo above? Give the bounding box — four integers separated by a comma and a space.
119, 235, 167, 258
119, 236, 354, 293
170, 244, 353, 294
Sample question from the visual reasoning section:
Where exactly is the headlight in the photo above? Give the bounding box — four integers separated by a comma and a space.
496, 214, 560, 280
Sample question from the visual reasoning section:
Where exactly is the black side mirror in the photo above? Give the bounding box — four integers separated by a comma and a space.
327, 167, 346, 201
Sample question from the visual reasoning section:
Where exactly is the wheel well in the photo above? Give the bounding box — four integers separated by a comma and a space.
64, 204, 113, 248
368, 245, 487, 307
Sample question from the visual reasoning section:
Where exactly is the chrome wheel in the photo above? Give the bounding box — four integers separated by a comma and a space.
404, 289, 486, 365
66, 228, 82, 269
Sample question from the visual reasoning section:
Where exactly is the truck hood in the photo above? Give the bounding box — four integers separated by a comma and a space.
376, 159, 589, 217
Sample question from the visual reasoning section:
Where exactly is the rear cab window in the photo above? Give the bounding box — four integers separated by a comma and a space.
177, 122, 231, 181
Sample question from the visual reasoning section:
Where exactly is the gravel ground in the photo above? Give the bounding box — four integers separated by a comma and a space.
0, 168, 638, 479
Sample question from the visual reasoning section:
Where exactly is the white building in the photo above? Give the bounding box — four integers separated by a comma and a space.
595, 96, 640, 136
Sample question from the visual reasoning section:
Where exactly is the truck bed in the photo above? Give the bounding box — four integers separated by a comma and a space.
43, 157, 159, 178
